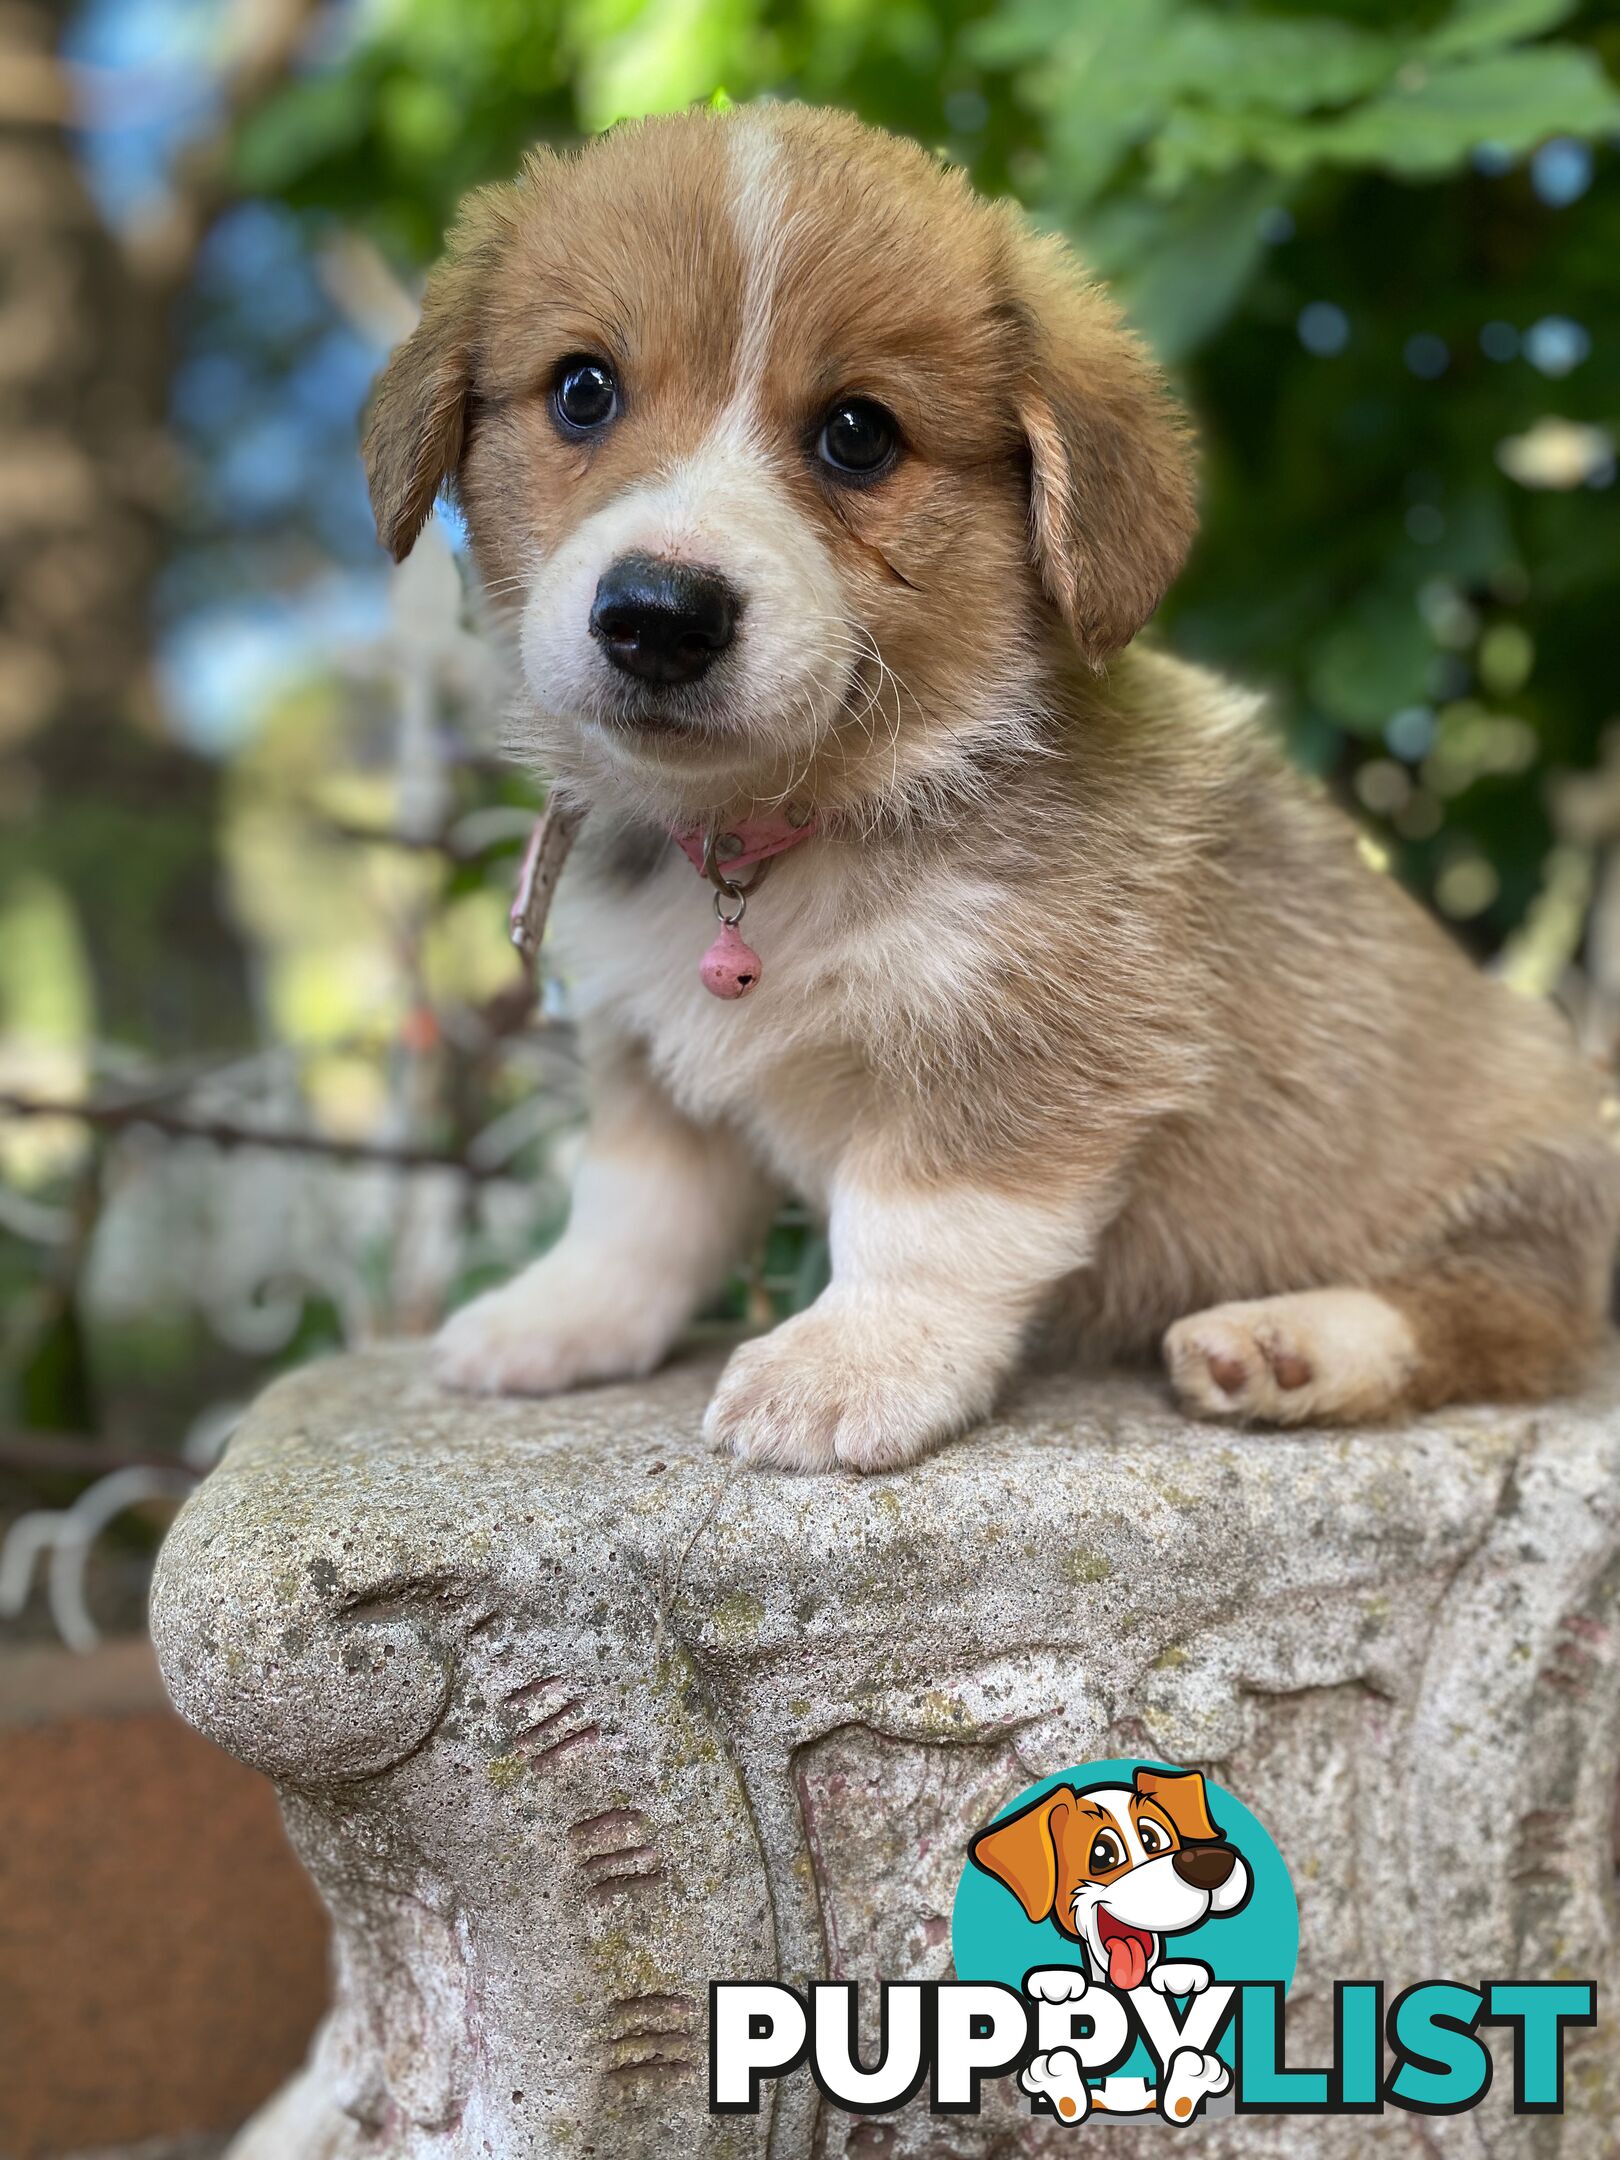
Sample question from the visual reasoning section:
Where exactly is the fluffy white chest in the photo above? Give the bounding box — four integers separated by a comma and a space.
550, 839, 1002, 1198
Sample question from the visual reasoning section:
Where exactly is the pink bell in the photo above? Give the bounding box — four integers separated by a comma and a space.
700, 921, 763, 999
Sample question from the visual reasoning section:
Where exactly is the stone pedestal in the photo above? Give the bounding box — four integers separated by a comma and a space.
150, 1345, 1620, 2158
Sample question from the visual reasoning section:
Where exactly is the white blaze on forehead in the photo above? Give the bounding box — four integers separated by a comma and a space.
514, 111, 860, 792
1091, 1788, 1147, 1866
724, 113, 793, 430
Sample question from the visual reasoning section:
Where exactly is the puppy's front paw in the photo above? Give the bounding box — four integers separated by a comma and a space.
1019, 2048, 1090, 2123
1158, 2046, 1229, 2123
435, 1263, 672, 1398
703, 1303, 981, 1474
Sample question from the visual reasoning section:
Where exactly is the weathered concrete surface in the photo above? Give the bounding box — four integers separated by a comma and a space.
150, 1345, 1620, 2159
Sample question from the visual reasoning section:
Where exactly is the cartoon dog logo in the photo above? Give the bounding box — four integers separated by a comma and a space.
968, 1765, 1251, 2123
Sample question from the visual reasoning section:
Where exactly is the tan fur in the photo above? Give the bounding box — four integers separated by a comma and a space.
365, 103, 1620, 1467
968, 1770, 1217, 1933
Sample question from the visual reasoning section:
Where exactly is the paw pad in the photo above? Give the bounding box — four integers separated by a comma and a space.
1265, 1342, 1313, 1390
1205, 1349, 1250, 1395
1253, 1323, 1313, 1391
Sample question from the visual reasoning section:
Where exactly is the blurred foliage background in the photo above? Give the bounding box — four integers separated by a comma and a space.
2, 0, 1618, 1639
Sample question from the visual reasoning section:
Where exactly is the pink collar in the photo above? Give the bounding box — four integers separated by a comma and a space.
672, 807, 817, 879
506, 800, 817, 1003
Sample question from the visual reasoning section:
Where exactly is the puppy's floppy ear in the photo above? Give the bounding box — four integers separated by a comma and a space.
362, 192, 503, 563
968, 1786, 1074, 1924
1008, 233, 1198, 667
1135, 1766, 1221, 1844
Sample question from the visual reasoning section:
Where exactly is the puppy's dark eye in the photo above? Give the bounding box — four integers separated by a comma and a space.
1088, 1831, 1124, 1874
1140, 1821, 1167, 1854
553, 356, 618, 433
817, 397, 899, 479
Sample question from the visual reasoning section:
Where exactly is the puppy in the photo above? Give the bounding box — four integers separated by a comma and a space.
979, 1769, 1242, 2125
363, 102, 1619, 1471
969, 1768, 1249, 1996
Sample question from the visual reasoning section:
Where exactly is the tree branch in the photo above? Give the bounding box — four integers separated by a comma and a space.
0, 1433, 201, 1480
0, 1093, 499, 1178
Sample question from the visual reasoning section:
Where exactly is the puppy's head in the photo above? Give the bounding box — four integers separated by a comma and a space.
969, 1768, 1249, 1991
364, 104, 1196, 823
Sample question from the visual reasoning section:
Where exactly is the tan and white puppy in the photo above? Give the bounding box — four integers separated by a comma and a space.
364, 102, 1619, 1472
969, 1769, 1249, 1996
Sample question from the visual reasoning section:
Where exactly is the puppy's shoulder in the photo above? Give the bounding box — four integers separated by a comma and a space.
1054, 643, 1292, 847
1096, 644, 1277, 772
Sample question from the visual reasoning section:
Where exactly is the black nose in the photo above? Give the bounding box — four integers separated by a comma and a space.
1172, 1845, 1236, 1891
589, 553, 738, 687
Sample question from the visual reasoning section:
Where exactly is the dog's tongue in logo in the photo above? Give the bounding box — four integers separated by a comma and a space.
1098, 1910, 1152, 1992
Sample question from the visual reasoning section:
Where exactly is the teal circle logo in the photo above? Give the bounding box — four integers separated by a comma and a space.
951, 1759, 1297, 2092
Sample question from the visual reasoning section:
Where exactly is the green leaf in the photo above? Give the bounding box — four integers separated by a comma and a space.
573, 0, 763, 129
231, 70, 371, 193
1146, 105, 1322, 187
1425, 0, 1579, 61
975, 0, 1393, 112
966, 0, 1162, 69
1142, 12, 1397, 117
380, 74, 464, 162
1307, 589, 1436, 734
790, 1230, 831, 1313
1308, 47, 1620, 176
978, 0, 1180, 205
982, 3, 1400, 204
1077, 173, 1279, 360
